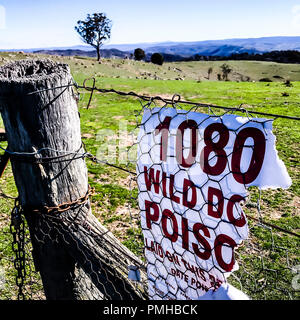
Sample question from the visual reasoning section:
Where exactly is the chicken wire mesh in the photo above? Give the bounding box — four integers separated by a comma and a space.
0, 91, 299, 301
129, 99, 299, 300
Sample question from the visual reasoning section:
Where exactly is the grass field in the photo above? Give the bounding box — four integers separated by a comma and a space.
0, 53, 299, 300
2, 51, 300, 82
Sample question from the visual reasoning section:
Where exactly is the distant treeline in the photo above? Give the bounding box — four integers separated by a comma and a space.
34, 48, 300, 65
187, 50, 300, 64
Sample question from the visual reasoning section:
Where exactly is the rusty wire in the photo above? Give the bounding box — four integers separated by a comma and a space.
77, 78, 300, 121
0, 78, 299, 300
14, 78, 300, 121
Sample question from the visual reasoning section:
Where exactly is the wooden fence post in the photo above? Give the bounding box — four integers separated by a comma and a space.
0, 59, 145, 300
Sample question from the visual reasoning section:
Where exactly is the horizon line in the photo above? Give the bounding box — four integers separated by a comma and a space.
1, 35, 300, 51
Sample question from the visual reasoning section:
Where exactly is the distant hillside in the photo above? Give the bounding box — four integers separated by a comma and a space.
227, 50, 300, 64
33, 48, 187, 62
145, 43, 261, 57
144, 37, 300, 57
185, 50, 300, 64
32, 48, 300, 65
4, 36, 300, 57
5, 36, 300, 63
33, 48, 131, 59
102, 36, 300, 55
1, 51, 300, 82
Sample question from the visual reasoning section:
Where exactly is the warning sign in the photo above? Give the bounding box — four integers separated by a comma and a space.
137, 107, 291, 300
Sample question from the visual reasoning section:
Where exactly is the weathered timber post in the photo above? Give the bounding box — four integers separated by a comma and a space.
0, 59, 146, 300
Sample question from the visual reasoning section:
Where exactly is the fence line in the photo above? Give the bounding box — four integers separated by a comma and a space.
18, 78, 300, 121
0, 73, 299, 300
76, 78, 300, 121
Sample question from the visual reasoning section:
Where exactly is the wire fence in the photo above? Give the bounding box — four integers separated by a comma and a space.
0, 79, 299, 300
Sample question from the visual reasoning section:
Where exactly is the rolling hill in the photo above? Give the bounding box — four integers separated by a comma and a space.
3, 36, 300, 59
33, 48, 131, 59
1, 51, 300, 82
104, 36, 300, 57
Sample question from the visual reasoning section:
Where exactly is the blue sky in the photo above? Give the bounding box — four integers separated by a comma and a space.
0, 0, 300, 49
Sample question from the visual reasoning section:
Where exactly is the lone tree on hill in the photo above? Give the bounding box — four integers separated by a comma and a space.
75, 13, 112, 61
151, 53, 164, 65
134, 48, 146, 61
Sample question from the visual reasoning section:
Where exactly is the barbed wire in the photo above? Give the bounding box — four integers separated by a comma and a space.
3, 78, 296, 121
0, 141, 298, 240
77, 78, 300, 121
0, 77, 299, 300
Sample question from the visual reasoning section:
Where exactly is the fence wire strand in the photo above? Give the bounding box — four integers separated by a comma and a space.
131, 98, 299, 300
0, 79, 299, 300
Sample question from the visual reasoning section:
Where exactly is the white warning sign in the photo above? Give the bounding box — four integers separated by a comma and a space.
137, 107, 291, 300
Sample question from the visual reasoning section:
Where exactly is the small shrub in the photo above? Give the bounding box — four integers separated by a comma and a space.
134, 48, 145, 61
273, 75, 284, 79
259, 78, 273, 82
151, 53, 164, 66
220, 63, 232, 81
207, 67, 213, 80
284, 80, 293, 87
